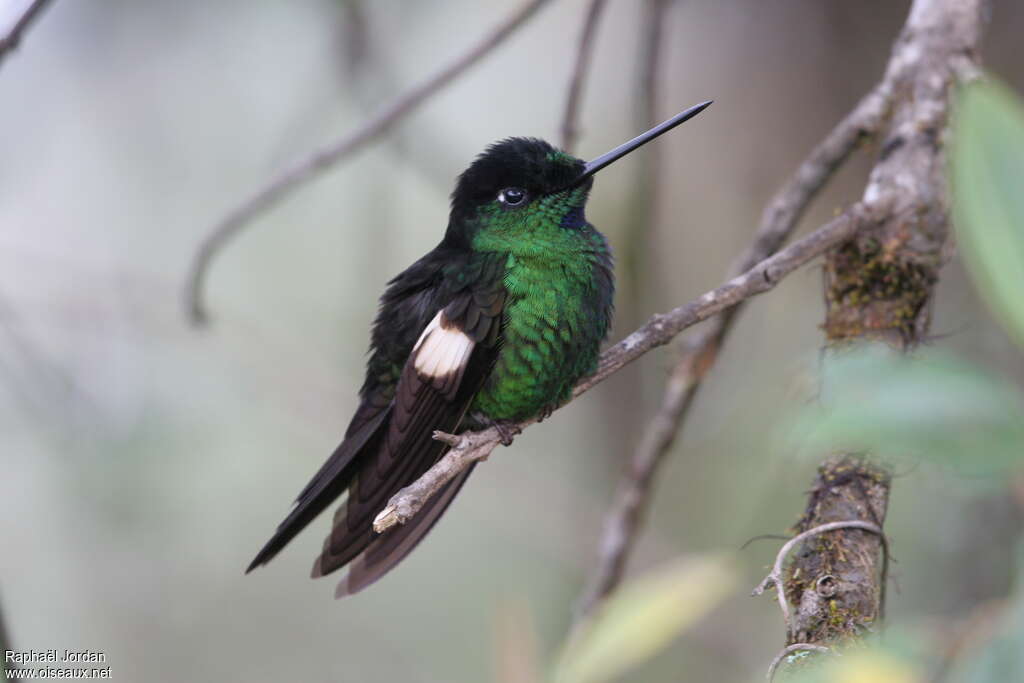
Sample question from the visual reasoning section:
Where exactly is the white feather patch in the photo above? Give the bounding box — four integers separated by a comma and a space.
413, 310, 475, 379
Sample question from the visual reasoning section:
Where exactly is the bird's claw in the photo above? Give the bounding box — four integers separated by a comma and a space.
493, 421, 519, 446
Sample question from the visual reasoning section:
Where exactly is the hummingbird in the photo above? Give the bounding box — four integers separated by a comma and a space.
246, 101, 712, 597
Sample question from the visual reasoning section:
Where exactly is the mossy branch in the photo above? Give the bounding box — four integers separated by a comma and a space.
756, 457, 892, 679
575, 52, 896, 624
762, 0, 986, 676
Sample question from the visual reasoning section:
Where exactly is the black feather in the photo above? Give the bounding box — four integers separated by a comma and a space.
247, 250, 507, 594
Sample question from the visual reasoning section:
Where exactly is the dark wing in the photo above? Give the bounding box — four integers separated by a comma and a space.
311, 269, 506, 594
247, 251, 506, 596
245, 407, 389, 573
245, 250, 445, 574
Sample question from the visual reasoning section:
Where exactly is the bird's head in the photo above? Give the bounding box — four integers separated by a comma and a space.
442, 100, 712, 253
445, 138, 590, 250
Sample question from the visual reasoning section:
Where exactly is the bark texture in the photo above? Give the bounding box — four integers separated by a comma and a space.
823, 0, 985, 348
784, 455, 891, 645
770, 2, 986, 671
795, 0, 986, 646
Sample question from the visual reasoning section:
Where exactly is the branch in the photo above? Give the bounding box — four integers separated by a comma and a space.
184, 0, 552, 325
0, 591, 14, 675
0, 0, 54, 68
559, 0, 608, 153
766, 644, 833, 682
576, 0, 988, 623
752, 0, 986, 669
822, 0, 986, 348
372, 205, 867, 533
574, 65, 895, 621
751, 518, 888, 642
338, 0, 370, 76
752, 455, 891, 663
617, 0, 672, 323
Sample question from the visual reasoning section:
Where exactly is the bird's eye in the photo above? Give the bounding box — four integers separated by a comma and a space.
497, 187, 527, 206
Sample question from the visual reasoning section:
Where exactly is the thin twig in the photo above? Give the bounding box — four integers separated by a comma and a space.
559, 0, 608, 153
0, 0, 54, 68
574, 75, 894, 619
739, 534, 792, 551
618, 0, 672, 323
0, 289, 84, 423
184, 0, 552, 325
751, 520, 887, 641
637, 0, 670, 136
339, 0, 370, 76
0, 591, 14, 675
766, 643, 833, 682
372, 204, 870, 533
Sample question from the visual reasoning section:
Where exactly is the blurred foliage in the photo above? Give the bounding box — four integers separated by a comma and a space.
784, 648, 923, 683
783, 77, 1024, 480
952, 77, 1024, 350
552, 555, 737, 683
779, 547, 1024, 682
947, 544, 1024, 681
772, 76, 1024, 679
780, 346, 1024, 477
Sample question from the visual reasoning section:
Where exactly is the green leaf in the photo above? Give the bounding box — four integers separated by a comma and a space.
952, 77, 1024, 349
781, 346, 1024, 476
553, 555, 737, 683
781, 648, 923, 683
948, 542, 1024, 683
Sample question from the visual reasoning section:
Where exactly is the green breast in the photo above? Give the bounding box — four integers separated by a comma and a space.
470, 232, 613, 421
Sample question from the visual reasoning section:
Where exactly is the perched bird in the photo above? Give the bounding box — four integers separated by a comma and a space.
247, 101, 712, 597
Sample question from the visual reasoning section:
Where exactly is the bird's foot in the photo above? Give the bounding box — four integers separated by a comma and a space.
537, 404, 557, 422
490, 420, 520, 447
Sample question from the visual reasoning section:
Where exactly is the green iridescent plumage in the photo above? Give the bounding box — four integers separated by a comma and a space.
247, 138, 613, 593
469, 188, 613, 420
248, 100, 711, 597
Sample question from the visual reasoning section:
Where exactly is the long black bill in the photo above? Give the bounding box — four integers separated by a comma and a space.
570, 100, 712, 187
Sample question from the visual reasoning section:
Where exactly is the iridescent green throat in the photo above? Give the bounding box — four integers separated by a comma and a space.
467, 193, 613, 421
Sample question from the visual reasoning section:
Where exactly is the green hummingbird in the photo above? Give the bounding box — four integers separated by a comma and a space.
246, 101, 712, 596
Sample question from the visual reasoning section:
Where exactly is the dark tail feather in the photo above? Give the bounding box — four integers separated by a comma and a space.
310, 383, 450, 575
337, 463, 476, 596
310, 399, 473, 590
246, 479, 347, 574
245, 411, 387, 573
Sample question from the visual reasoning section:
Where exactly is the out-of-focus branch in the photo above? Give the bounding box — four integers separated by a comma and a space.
338, 0, 370, 76
751, 515, 888, 641
758, 0, 986, 673
618, 0, 673, 328
636, 0, 670, 138
761, 457, 892, 679
0, 591, 14, 675
766, 644, 832, 683
559, 0, 608, 153
372, 205, 867, 534
822, 0, 985, 348
0, 0, 53, 69
577, 0, 988, 625
0, 289, 82, 423
574, 64, 895, 622
184, 0, 552, 325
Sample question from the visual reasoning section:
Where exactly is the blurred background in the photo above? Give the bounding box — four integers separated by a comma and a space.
2, 1, 1024, 681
